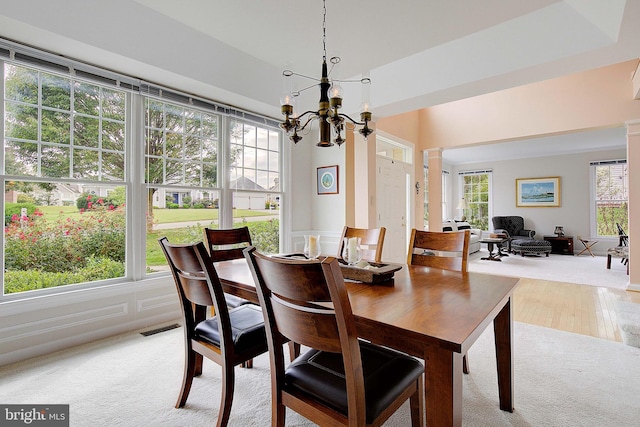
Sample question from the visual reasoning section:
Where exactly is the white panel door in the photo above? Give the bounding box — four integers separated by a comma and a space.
377, 157, 410, 262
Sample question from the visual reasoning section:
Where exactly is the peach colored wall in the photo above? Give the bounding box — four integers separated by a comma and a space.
376, 110, 421, 146
418, 60, 640, 148
633, 61, 640, 99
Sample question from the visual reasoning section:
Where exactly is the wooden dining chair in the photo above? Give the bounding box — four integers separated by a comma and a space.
244, 247, 424, 427
337, 226, 387, 263
159, 237, 269, 427
203, 227, 253, 309
407, 228, 472, 373
407, 228, 470, 273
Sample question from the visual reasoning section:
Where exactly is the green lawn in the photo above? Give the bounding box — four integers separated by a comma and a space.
37, 206, 278, 224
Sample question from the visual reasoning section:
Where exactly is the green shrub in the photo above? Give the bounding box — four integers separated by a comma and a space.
5, 202, 38, 224
76, 192, 121, 211
244, 219, 279, 254
17, 194, 36, 204
167, 202, 179, 209
4, 257, 125, 294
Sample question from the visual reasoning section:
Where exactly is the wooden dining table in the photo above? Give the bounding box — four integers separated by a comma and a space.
214, 257, 519, 427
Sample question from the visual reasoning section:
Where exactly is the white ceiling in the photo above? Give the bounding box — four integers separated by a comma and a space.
0, 0, 638, 159
128, 0, 640, 117
440, 126, 627, 165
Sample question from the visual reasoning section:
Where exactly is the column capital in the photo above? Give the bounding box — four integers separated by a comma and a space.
625, 120, 640, 135
426, 148, 443, 159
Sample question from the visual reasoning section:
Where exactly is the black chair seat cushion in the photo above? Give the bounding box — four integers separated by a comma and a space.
284, 341, 424, 423
194, 304, 266, 354
224, 293, 252, 308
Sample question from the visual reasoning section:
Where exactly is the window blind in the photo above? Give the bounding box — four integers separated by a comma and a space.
458, 169, 492, 175
1, 37, 279, 129
589, 159, 626, 166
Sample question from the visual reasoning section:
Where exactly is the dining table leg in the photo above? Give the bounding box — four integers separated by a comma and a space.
424, 345, 464, 427
494, 297, 514, 412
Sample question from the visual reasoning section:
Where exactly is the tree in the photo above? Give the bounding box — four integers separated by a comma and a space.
144, 101, 244, 231
4, 64, 126, 181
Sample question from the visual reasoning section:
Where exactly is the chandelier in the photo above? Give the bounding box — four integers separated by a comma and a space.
279, 0, 373, 147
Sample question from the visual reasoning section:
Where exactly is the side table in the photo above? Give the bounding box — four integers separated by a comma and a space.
480, 238, 508, 261
543, 235, 574, 255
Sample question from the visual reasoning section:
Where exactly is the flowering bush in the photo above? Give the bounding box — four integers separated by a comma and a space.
4, 205, 126, 288
75, 192, 120, 211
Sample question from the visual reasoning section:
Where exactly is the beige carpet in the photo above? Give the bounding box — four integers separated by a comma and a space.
469, 250, 629, 290
1, 322, 639, 426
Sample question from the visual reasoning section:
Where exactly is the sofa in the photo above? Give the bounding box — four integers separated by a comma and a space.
442, 220, 481, 254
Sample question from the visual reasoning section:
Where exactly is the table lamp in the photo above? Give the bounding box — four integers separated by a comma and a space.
456, 198, 468, 221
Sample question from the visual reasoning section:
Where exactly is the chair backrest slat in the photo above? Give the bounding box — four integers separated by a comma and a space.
204, 227, 253, 262
407, 229, 470, 273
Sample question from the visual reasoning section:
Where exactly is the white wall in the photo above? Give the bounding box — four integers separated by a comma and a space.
287, 128, 347, 255
0, 277, 180, 366
450, 147, 626, 255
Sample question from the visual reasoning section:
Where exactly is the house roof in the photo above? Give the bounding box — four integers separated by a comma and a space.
229, 176, 265, 191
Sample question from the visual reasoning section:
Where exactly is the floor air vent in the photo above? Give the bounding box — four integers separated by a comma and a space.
140, 323, 180, 336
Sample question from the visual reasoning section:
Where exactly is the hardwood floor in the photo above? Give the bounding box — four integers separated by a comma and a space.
514, 277, 640, 342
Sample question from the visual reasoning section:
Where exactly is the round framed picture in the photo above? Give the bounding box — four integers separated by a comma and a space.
317, 165, 338, 194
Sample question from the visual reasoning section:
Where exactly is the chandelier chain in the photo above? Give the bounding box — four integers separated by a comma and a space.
322, 0, 327, 62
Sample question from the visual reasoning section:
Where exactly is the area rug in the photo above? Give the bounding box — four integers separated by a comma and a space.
1, 322, 638, 426
469, 250, 629, 290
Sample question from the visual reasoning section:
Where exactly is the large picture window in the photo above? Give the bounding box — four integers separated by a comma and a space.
459, 170, 491, 230
591, 160, 628, 237
3, 63, 128, 294
2, 55, 283, 297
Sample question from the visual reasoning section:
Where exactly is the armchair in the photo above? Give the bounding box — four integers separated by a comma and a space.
492, 216, 536, 252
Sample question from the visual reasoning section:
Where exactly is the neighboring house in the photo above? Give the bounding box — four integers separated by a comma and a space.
230, 176, 266, 210
53, 183, 83, 206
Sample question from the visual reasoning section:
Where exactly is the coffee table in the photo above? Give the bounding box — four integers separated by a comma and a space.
480, 237, 508, 261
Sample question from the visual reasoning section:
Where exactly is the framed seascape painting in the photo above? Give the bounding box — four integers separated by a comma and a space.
317, 165, 339, 195
516, 177, 561, 207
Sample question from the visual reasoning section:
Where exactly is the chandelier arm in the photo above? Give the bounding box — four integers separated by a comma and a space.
332, 78, 369, 83
294, 82, 322, 96
295, 113, 319, 132
337, 113, 367, 126
285, 71, 321, 82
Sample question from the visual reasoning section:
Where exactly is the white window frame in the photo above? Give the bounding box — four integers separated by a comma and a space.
458, 169, 493, 231
589, 159, 628, 238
